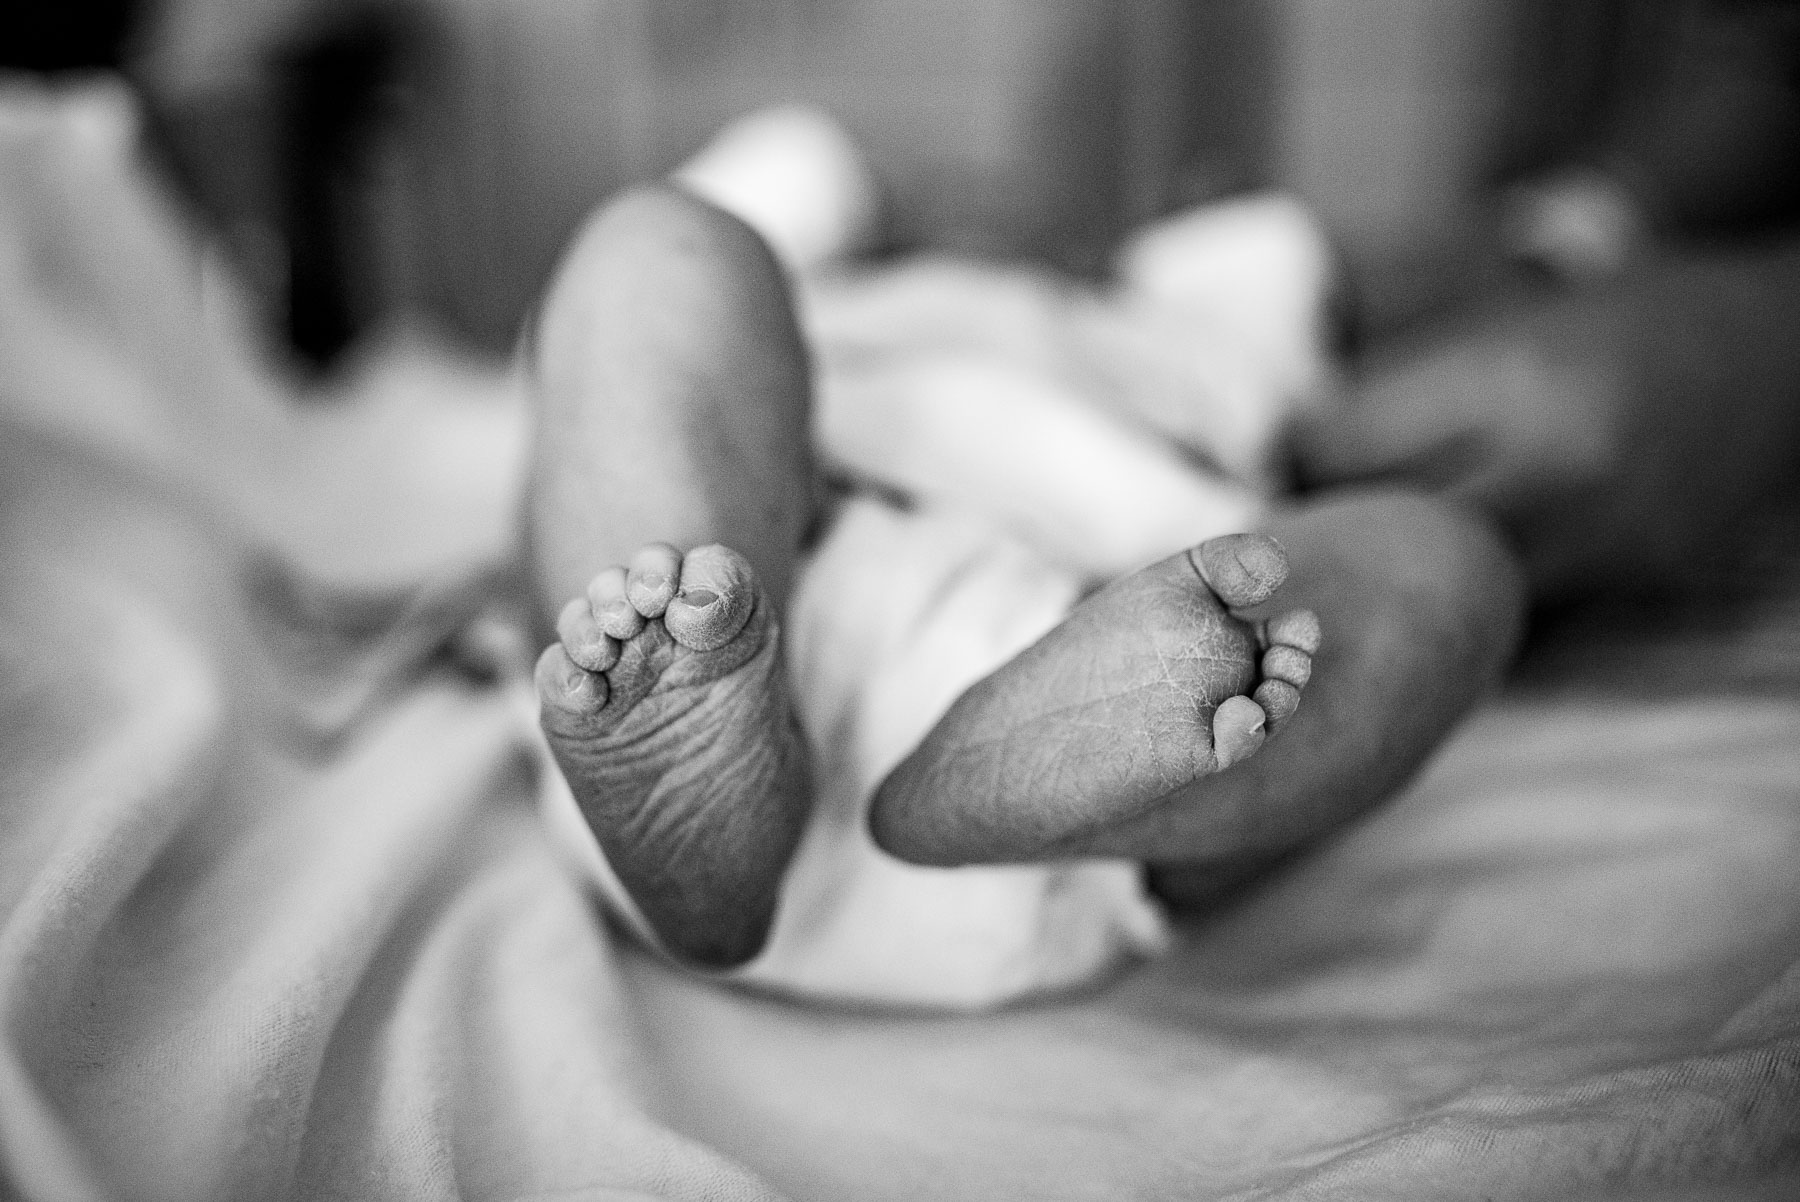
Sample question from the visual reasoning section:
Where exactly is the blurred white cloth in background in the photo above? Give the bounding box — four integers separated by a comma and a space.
681, 105, 1336, 518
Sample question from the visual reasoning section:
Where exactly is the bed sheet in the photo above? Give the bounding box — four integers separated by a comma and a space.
3, 82, 1799, 1201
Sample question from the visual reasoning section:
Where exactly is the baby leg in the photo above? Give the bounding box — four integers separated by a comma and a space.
871, 491, 1523, 885
526, 184, 814, 611
528, 184, 816, 967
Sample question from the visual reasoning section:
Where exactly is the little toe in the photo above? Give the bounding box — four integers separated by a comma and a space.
535, 643, 609, 713
1254, 610, 1318, 733
1194, 534, 1289, 609
627, 543, 683, 617
1212, 694, 1267, 769
664, 544, 757, 652
588, 567, 645, 639
1265, 608, 1322, 655
557, 597, 621, 672
1253, 678, 1301, 727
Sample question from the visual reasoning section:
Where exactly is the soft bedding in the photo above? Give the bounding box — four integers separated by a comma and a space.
4, 83, 1799, 1201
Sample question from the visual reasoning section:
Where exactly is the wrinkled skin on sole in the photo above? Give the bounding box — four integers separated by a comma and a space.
537, 544, 811, 968
872, 534, 1319, 865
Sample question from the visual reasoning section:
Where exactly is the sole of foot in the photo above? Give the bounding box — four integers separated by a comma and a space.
536, 542, 811, 968
869, 532, 1318, 865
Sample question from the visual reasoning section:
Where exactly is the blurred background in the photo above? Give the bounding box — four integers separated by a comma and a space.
0, 0, 1768, 365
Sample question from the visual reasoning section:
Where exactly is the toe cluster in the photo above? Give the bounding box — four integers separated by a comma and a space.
1190, 532, 1322, 771
537, 543, 761, 716
1251, 608, 1320, 728
1210, 609, 1318, 770
1252, 611, 1324, 723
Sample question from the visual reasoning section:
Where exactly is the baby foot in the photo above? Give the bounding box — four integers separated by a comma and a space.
536, 543, 811, 967
869, 533, 1318, 865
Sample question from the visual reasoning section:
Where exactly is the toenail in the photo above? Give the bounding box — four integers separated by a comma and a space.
681, 588, 719, 607
596, 596, 646, 638
565, 669, 607, 707
639, 572, 666, 589
553, 656, 589, 694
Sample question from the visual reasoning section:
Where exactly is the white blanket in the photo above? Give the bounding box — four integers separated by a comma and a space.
5, 83, 1799, 1202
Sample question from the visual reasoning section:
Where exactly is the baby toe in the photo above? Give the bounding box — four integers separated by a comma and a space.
1194, 533, 1290, 609
535, 643, 609, 713
1212, 694, 1267, 769
1265, 608, 1322, 655
1261, 644, 1312, 689
557, 596, 621, 672
588, 566, 645, 639
1253, 678, 1301, 727
664, 543, 756, 651
627, 543, 683, 617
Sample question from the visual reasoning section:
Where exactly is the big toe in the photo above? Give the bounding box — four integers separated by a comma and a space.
1194, 533, 1289, 608
664, 544, 758, 651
